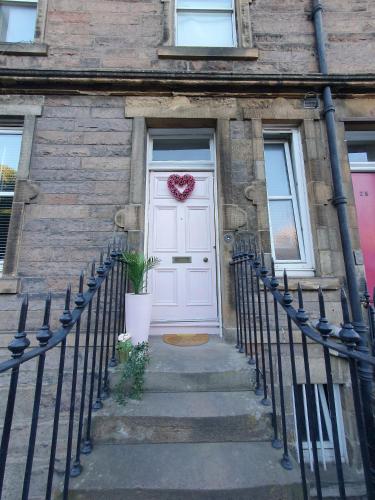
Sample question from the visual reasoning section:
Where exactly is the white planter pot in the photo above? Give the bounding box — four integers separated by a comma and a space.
125, 293, 153, 345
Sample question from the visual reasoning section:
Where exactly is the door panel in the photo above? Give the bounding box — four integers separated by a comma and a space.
186, 269, 213, 305
186, 206, 211, 251
153, 206, 178, 251
148, 171, 218, 322
352, 172, 375, 294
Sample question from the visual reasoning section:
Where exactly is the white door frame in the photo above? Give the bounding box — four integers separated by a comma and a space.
144, 128, 223, 336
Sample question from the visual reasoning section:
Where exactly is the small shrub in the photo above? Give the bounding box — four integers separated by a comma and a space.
114, 342, 150, 405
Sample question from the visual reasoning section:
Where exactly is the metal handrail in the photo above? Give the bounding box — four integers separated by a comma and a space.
0, 237, 127, 500
231, 241, 375, 500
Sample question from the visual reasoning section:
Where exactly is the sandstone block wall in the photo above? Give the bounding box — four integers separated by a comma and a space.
0, 0, 373, 74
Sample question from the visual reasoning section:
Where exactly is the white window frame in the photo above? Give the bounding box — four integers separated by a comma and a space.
292, 384, 348, 469
175, 0, 237, 48
147, 128, 216, 171
0, 127, 22, 274
346, 130, 375, 172
0, 0, 38, 43
263, 128, 315, 276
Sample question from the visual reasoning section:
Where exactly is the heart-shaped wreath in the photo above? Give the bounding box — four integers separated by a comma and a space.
167, 174, 195, 202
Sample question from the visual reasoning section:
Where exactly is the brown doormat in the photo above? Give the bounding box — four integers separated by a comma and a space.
163, 334, 209, 347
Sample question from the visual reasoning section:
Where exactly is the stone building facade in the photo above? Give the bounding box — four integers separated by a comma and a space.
0, 0, 374, 496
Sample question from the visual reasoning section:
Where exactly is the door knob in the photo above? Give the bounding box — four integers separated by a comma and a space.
203, 257, 209, 263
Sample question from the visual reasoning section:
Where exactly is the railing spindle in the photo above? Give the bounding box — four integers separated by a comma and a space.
102, 246, 114, 399
110, 244, 121, 366
249, 249, 260, 395
0, 295, 30, 497
94, 252, 108, 409
22, 294, 53, 500
256, 254, 269, 404
244, 245, 254, 364
71, 263, 96, 476
63, 273, 85, 497
46, 286, 71, 499
262, 258, 280, 448
316, 286, 346, 499
83, 262, 102, 453
231, 251, 240, 349
291, 274, 321, 499
271, 263, 292, 470
235, 252, 244, 352
239, 250, 248, 355
340, 289, 374, 498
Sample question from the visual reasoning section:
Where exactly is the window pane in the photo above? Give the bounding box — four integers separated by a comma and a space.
1, 5, 37, 43
264, 143, 291, 196
269, 200, 301, 260
0, 196, 13, 261
177, 0, 233, 9
0, 133, 22, 192
177, 12, 234, 47
152, 138, 211, 161
348, 142, 375, 163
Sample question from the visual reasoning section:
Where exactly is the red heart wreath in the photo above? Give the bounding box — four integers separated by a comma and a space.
167, 174, 195, 202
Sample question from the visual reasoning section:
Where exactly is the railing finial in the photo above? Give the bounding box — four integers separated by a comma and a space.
270, 258, 279, 289
362, 280, 370, 307
296, 283, 309, 324
75, 272, 85, 309
260, 251, 268, 277
8, 294, 30, 358
37, 293, 53, 347
87, 261, 97, 289
283, 270, 293, 306
316, 286, 332, 338
339, 288, 360, 348
60, 285, 73, 326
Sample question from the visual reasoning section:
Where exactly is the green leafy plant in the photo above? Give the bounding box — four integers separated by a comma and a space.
115, 342, 150, 405
116, 334, 133, 364
121, 251, 160, 294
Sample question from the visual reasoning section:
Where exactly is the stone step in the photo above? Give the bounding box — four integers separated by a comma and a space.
308, 464, 367, 499
66, 442, 303, 500
91, 391, 273, 444
110, 336, 256, 393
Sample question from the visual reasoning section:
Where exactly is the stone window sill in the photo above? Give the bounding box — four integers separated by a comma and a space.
0, 277, 20, 294
0, 42, 48, 56
157, 46, 259, 61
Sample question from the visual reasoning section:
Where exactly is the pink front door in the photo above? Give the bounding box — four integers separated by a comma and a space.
352, 173, 375, 295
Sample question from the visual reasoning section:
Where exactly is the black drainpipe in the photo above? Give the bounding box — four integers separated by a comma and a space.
312, 0, 375, 485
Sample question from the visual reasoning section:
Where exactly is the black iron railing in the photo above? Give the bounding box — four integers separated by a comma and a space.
362, 288, 375, 359
231, 239, 375, 500
0, 237, 127, 500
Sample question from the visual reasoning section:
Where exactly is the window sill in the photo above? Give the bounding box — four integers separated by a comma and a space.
157, 46, 259, 61
0, 42, 48, 56
0, 277, 20, 294
276, 277, 341, 291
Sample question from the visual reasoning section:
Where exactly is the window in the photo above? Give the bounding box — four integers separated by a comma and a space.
0, 0, 37, 43
148, 129, 215, 169
263, 129, 314, 275
293, 384, 348, 468
175, 0, 236, 47
0, 128, 21, 273
346, 130, 375, 171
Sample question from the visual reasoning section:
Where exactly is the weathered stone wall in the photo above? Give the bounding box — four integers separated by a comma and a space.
0, 91, 372, 498
0, 95, 132, 338
2, 93, 374, 340
0, 0, 374, 74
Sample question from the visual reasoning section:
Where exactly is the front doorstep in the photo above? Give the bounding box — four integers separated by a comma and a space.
149, 321, 220, 336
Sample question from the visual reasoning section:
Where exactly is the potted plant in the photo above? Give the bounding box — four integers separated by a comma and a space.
115, 341, 150, 405
116, 333, 133, 364
122, 251, 160, 345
